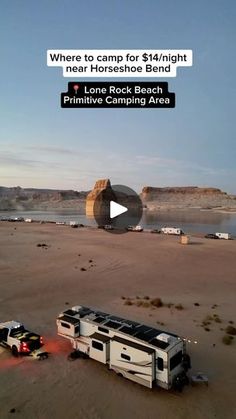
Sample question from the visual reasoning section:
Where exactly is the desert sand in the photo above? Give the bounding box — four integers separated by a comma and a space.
0, 222, 236, 419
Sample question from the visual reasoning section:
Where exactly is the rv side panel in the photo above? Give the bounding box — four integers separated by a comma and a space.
109, 336, 155, 388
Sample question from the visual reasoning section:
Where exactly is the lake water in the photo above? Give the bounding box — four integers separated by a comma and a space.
1, 209, 236, 236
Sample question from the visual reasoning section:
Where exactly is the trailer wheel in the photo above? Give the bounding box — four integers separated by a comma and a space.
12, 346, 18, 357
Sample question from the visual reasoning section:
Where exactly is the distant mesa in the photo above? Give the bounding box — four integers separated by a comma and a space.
141, 186, 235, 210
85, 179, 116, 217
141, 186, 225, 201
0, 186, 88, 211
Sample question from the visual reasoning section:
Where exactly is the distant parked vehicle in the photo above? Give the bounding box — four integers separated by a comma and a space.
104, 225, 114, 230
126, 225, 143, 232
56, 222, 66, 225
13, 217, 24, 222
161, 227, 184, 236
25, 218, 33, 223
69, 221, 79, 228
215, 232, 231, 240
205, 233, 219, 239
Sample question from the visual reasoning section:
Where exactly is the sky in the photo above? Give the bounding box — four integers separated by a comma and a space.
0, 0, 236, 193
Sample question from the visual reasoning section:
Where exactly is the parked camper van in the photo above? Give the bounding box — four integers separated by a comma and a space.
57, 305, 191, 391
215, 232, 231, 240
161, 227, 184, 236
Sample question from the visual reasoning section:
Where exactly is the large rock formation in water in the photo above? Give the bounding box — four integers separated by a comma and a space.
85, 179, 116, 216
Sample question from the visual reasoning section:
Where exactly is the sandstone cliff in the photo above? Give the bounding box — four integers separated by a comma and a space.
141, 186, 236, 210
1, 184, 235, 212
0, 186, 88, 211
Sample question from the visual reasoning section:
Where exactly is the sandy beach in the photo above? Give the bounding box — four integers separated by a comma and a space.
0, 222, 236, 419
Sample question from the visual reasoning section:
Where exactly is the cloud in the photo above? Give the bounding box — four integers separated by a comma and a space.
134, 154, 221, 176
0, 153, 40, 168
26, 145, 75, 155
0, 146, 235, 193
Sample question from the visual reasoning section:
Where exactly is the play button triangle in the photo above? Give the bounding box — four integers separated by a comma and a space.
110, 201, 128, 219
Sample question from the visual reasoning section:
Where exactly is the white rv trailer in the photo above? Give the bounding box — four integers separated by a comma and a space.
161, 227, 184, 236
215, 232, 231, 240
57, 306, 190, 391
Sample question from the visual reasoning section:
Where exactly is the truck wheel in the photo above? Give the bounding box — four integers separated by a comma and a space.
12, 346, 18, 357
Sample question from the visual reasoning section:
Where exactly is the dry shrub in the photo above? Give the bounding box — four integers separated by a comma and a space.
225, 325, 236, 335
151, 298, 163, 308
222, 335, 234, 345
175, 304, 184, 310
141, 301, 151, 308
202, 315, 213, 326
144, 296, 150, 300
124, 299, 133, 306
205, 315, 214, 321
202, 321, 211, 327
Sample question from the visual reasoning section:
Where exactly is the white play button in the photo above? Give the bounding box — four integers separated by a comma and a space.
110, 201, 128, 219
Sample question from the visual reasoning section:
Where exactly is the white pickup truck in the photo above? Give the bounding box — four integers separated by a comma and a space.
126, 225, 143, 232
0, 321, 43, 357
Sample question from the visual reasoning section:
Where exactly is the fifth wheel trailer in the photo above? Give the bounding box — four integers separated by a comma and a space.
57, 305, 191, 390
161, 227, 184, 235
215, 232, 231, 240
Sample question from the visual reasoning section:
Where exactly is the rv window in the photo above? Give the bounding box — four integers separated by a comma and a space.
170, 350, 182, 371
61, 322, 70, 329
121, 353, 131, 361
92, 340, 103, 351
157, 357, 164, 371
98, 326, 109, 334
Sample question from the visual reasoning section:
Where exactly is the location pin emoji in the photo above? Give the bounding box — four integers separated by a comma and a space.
73, 84, 79, 95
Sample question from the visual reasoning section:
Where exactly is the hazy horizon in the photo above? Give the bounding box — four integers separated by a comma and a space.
0, 180, 235, 196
